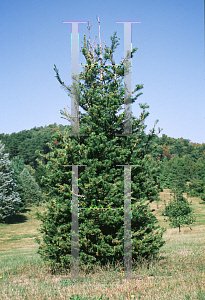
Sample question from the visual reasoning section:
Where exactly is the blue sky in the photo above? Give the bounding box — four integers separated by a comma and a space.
0, 0, 204, 143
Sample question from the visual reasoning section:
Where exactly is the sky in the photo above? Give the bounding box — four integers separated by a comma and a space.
0, 0, 204, 144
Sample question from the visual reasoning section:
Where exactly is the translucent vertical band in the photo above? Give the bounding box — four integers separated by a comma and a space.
62, 164, 139, 280
115, 21, 140, 136
116, 164, 140, 279
61, 20, 141, 280
62, 164, 87, 280
63, 20, 140, 137
62, 21, 88, 137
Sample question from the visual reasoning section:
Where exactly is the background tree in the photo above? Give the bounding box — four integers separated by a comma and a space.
34, 164, 49, 195
20, 167, 42, 206
35, 21, 166, 274
160, 154, 187, 192
0, 140, 22, 222
159, 156, 170, 189
162, 144, 171, 160
10, 156, 26, 212
0, 123, 66, 170
164, 192, 195, 232
24, 164, 36, 176
188, 177, 204, 196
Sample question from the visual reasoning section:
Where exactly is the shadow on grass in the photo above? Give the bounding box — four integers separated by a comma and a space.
3, 209, 31, 224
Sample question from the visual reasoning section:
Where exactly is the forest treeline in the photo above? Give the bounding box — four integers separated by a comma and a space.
0, 122, 205, 201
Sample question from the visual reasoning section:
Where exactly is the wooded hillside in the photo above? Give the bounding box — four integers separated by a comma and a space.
1, 124, 205, 202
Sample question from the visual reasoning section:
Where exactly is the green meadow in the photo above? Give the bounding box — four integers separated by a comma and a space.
0, 189, 205, 299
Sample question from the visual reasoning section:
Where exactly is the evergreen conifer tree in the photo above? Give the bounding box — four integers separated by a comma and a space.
10, 156, 26, 212
0, 140, 22, 222
164, 192, 195, 233
35, 21, 166, 273
20, 167, 42, 206
159, 156, 170, 188
169, 155, 187, 194
160, 155, 187, 192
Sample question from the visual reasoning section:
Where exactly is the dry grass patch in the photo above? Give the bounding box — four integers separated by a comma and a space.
0, 193, 205, 299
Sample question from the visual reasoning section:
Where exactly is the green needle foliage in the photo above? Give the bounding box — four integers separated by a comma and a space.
164, 193, 196, 232
10, 156, 27, 212
20, 167, 43, 206
35, 21, 166, 273
0, 140, 22, 222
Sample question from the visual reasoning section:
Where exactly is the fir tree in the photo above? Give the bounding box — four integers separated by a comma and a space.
164, 193, 195, 232
169, 155, 187, 194
0, 140, 22, 222
20, 167, 42, 206
34, 163, 49, 196
159, 156, 170, 189
35, 21, 166, 273
10, 156, 26, 212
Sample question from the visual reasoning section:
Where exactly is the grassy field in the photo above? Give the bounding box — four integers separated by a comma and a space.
0, 189, 205, 299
